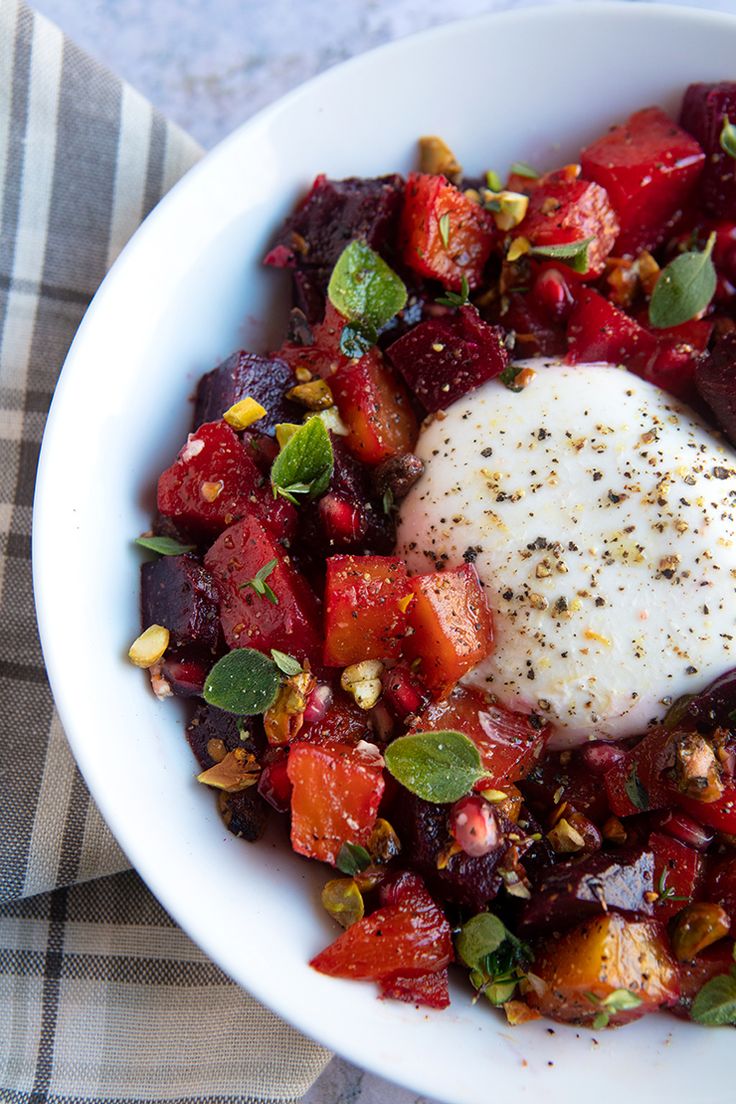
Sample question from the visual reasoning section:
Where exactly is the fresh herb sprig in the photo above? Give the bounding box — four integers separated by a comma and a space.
585, 989, 643, 1029
691, 944, 736, 1025
436, 274, 470, 308
530, 236, 593, 274
336, 842, 372, 876
271, 416, 334, 504
328, 240, 407, 358
456, 912, 533, 1005
240, 558, 278, 605
135, 535, 195, 556
649, 232, 717, 329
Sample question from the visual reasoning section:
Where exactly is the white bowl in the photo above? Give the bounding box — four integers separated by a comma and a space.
34, 4, 736, 1102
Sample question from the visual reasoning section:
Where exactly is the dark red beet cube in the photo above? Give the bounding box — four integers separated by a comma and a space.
518, 848, 655, 934
157, 421, 295, 541
186, 702, 264, 770
387, 305, 509, 413
392, 791, 504, 911
264, 173, 403, 275
705, 856, 736, 934
193, 351, 300, 436
680, 83, 736, 219
566, 288, 657, 369
499, 292, 566, 358
160, 651, 209, 698
204, 515, 322, 666
695, 331, 736, 447
581, 106, 705, 255
141, 554, 220, 650
219, 788, 269, 842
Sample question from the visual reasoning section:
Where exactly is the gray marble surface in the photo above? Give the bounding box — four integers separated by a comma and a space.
28, 0, 736, 1101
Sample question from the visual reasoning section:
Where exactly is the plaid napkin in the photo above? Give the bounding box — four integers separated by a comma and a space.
0, 1, 331, 1099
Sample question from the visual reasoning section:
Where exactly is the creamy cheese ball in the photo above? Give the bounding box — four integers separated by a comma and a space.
397, 360, 736, 747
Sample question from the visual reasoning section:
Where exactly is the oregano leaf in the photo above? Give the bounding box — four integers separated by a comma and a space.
649, 233, 717, 329
384, 730, 483, 803
328, 240, 407, 333
691, 968, 736, 1026
335, 842, 372, 876
135, 535, 195, 556
530, 237, 594, 274
203, 649, 280, 715
270, 649, 303, 677
271, 416, 333, 503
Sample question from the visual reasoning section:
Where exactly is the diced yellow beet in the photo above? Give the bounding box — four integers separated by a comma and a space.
527, 913, 680, 1025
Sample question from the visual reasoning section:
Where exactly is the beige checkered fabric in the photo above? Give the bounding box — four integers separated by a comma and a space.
0, 2, 331, 1098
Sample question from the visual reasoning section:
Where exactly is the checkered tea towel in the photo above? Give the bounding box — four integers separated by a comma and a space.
0, 2, 331, 1099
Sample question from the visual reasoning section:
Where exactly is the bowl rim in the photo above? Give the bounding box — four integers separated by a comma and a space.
33, 2, 736, 1098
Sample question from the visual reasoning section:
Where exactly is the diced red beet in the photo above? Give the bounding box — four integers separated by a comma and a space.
391, 791, 505, 911
514, 174, 619, 278
379, 967, 450, 1009
264, 174, 404, 319
141, 554, 220, 651
330, 352, 419, 465
655, 810, 714, 853
648, 831, 704, 921
497, 292, 567, 358
675, 941, 736, 1017
414, 686, 547, 788
301, 698, 371, 745
704, 856, 736, 934
287, 738, 385, 865
193, 351, 301, 435
399, 172, 496, 290
157, 421, 296, 541
404, 564, 495, 699
518, 848, 655, 934
636, 318, 713, 401
675, 782, 736, 836
387, 305, 509, 413
218, 787, 270, 842
186, 701, 264, 771
311, 872, 452, 980
581, 106, 705, 255
680, 83, 736, 219
695, 332, 736, 447
566, 288, 657, 368
204, 516, 322, 665
521, 747, 612, 824
160, 650, 209, 697
323, 554, 410, 666
603, 726, 674, 818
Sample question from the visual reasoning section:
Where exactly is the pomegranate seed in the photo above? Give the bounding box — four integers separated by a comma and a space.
657, 810, 714, 852
382, 665, 424, 719
531, 267, 574, 320
449, 795, 499, 857
258, 754, 292, 812
303, 683, 333, 727
319, 493, 367, 543
579, 742, 626, 774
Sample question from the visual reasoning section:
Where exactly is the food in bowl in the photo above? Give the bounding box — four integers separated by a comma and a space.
131, 82, 736, 1030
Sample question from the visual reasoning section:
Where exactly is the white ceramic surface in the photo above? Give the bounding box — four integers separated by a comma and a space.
33, 5, 736, 1102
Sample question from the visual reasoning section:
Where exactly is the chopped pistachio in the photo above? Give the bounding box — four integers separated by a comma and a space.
223, 396, 267, 430
507, 236, 531, 263
418, 135, 462, 182
200, 479, 224, 503
671, 903, 731, 961
287, 378, 334, 410
546, 817, 586, 854
275, 422, 301, 449
128, 624, 170, 668
196, 747, 260, 793
321, 878, 365, 928
483, 189, 529, 231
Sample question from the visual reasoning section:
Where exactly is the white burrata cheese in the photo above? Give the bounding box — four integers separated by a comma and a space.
397, 360, 736, 747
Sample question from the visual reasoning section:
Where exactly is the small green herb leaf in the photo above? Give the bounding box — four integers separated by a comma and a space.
135, 535, 195, 556
486, 169, 502, 192
203, 648, 280, 715
456, 913, 507, 970
601, 989, 644, 1014
328, 240, 407, 334
340, 322, 376, 358
500, 363, 523, 393
530, 236, 594, 274
691, 966, 736, 1025
649, 232, 717, 329
438, 212, 451, 249
624, 764, 649, 811
384, 730, 483, 803
382, 487, 395, 516
270, 648, 302, 677
240, 558, 278, 605
435, 274, 470, 308
656, 869, 687, 905
720, 116, 736, 161
271, 416, 334, 504
336, 841, 372, 876
510, 161, 539, 180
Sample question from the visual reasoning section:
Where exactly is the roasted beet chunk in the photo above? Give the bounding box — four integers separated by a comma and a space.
387, 305, 509, 413
518, 848, 655, 934
392, 791, 503, 911
695, 332, 736, 447
186, 702, 264, 770
141, 554, 220, 651
264, 174, 404, 320
680, 83, 736, 219
217, 787, 269, 842
193, 351, 300, 435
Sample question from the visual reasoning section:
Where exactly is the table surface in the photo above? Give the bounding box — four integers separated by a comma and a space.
28, 0, 735, 1101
